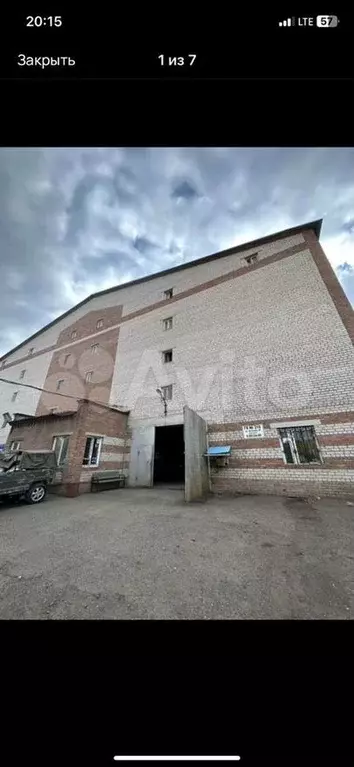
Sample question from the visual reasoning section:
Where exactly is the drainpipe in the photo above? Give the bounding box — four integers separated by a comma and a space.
206, 428, 212, 492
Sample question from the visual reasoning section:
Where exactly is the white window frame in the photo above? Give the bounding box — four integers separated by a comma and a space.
161, 384, 173, 401
11, 391, 18, 402
10, 441, 21, 451
96, 318, 104, 329
163, 317, 173, 331
85, 370, 93, 383
56, 379, 64, 391
52, 435, 70, 466
82, 436, 103, 467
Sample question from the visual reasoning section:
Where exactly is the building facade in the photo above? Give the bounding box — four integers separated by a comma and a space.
1, 219, 354, 498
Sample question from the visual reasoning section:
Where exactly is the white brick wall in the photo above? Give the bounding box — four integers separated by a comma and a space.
321, 446, 354, 457
103, 436, 126, 447
2, 233, 305, 365
112, 248, 354, 427
229, 448, 283, 459
100, 452, 125, 462
214, 468, 354, 482
0, 351, 54, 444
211, 422, 354, 441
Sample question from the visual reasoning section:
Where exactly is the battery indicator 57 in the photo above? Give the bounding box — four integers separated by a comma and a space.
316, 15, 339, 26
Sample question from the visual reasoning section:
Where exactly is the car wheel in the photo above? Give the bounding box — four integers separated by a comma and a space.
25, 484, 47, 504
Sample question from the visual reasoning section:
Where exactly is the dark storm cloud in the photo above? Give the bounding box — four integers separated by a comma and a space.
171, 180, 200, 200
0, 147, 353, 356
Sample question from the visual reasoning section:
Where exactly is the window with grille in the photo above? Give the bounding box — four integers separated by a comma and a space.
85, 371, 93, 383
10, 441, 21, 451
164, 288, 173, 299
163, 317, 173, 331
52, 435, 70, 466
19, 369, 26, 379
244, 253, 258, 265
91, 343, 99, 353
162, 349, 173, 363
278, 425, 322, 465
161, 384, 173, 401
83, 436, 102, 466
71, 330, 77, 339
96, 319, 104, 329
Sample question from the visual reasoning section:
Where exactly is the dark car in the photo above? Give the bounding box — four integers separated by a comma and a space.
0, 449, 57, 504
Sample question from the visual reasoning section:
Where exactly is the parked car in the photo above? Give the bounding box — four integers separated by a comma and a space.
0, 449, 57, 504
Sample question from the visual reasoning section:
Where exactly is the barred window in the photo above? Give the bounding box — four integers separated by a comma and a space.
278, 425, 322, 465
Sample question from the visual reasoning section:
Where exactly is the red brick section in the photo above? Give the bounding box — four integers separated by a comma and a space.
62, 400, 128, 496
8, 400, 129, 497
211, 478, 354, 499
304, 229, 354, 345
57, 305, 123, 346
318, 434, 354, 446
35, 326, 120, 415
8, 412, 76, 450
1, 238, 310, 372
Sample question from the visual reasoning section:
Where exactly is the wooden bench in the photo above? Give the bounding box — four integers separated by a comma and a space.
91, 470, 126, 492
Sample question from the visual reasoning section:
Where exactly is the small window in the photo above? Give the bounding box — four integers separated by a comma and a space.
244, 253, 258, 265
64, 353, 71, 365
52, 435, 70, 466
10, 441, 21, 451
278, 425, 322, 465
28, 347, 34, 355
82, 436, 102, 467
11, 391, 18, 402
164, 288, 173, 300
161, 384, 173, 401
19, 369, 26, 379
71, 330, 77, 340
163, 317, 173, 331
56, 379, 64, 391
50, 407, 58, 415
96, 318, 104, 329
91, 343, 99, 353
162, 349, 173, 364
85, 371, 93, 383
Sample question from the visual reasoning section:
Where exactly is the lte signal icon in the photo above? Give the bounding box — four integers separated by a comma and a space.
278, 17, 293, 26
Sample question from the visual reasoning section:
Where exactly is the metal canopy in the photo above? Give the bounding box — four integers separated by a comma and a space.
205, 446, 231, 456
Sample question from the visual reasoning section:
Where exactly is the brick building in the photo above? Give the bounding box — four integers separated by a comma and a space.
1, 219, 354, 499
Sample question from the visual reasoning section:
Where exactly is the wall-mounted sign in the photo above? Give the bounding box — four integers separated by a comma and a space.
242, 424, 264, 439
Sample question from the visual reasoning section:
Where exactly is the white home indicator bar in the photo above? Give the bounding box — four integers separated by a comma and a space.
114, 758, 241, 762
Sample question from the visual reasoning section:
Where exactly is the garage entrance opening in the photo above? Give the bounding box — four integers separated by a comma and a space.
153, 425, 185, 484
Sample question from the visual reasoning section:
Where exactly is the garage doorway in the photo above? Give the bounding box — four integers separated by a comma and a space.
153, 425, 185, 484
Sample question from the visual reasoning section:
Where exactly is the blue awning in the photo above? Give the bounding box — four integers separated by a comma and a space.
205, 446, 231, 456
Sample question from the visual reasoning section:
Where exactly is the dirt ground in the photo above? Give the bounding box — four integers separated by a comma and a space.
0, 485, 353, 619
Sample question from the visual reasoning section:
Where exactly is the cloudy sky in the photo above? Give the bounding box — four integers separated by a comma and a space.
0, 147, 353, 357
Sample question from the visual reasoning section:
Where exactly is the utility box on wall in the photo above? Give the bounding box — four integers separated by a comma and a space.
205, 445, 231, 469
